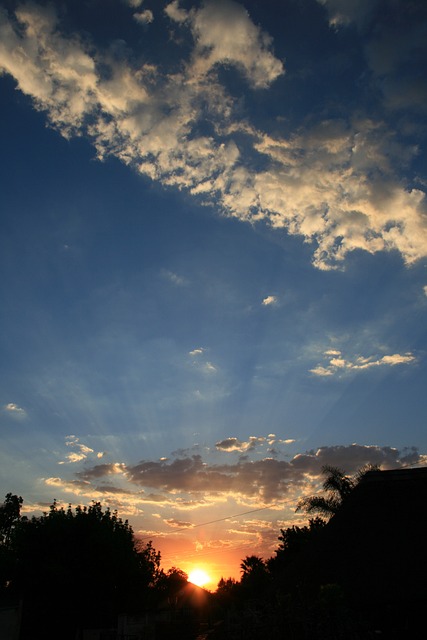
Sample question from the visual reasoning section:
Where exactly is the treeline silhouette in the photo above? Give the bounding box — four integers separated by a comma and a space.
214, 465, 427, 640
0, 495, 188, 639
1, 465, 426, 639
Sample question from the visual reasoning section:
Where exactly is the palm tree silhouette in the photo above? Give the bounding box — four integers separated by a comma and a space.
296, 464, 377, 518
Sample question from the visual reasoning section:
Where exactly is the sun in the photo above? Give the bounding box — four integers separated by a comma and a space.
188, 568, 210, 588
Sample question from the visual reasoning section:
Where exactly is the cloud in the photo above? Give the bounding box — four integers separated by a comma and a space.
166, 0, 284, 88
317, 0, 378, 28
77, 462, 127, 479
133, 10, 154, 25
253, 121, 427, 270
70, 444, 421, 503
43, 476, 147, 513
266, 435, 295, 447
318, 0, 427, 115
424, 285, 427, 297
262, 295, 278, 306
161, 269, 188, 286
0, 2, 425, 271
65, 436, 93, 454
58, 435, 96, 464
291, 444, 421, 475
126, 0, 144, 7
3, 402, 27, 419
94, 484, 133, 495
45, 477, 93, 495
203, 361, 217, 373
216, 436, 265, 453
188, 348, 217, 373
187, 0, 284, 89
164, 1, 188, 24
189, 348, 204, 357
366, 19, 427, 114
164, 518, 193, 529
310, 350, 416, 376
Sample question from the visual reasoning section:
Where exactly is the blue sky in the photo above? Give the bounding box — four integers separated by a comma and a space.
1, 0, 427, 585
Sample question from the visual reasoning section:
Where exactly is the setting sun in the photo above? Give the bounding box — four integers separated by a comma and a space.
188, 568, 210, 588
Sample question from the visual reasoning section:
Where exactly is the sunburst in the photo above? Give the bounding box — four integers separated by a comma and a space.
188, 568, 210, 587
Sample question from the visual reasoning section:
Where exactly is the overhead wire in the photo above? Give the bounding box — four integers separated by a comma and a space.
137, 461, 427, 546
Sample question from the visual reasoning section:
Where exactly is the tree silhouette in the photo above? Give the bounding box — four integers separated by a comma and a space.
296, 464, 378, 518
0, 493, 23, 603
240, 554, 267, 578
7, 499, 161, 639
276, 517, 326, 554
217, 576, 238, 595
0, 493, 22, 548
156, 566, 188, 601
240, 555, 270, 602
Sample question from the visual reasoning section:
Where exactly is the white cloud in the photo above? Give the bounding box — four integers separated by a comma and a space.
379, 354, 416, 366
189, 348, 204, 356
3, 402, 27, 419
188, 0, 284, 89
59, 435, 97, 464
423, 285, 427, 297
252, 121, 427, 270
164, 1, 188, 24
133, 10, 154, 25
126, 0, 144, 7
310, 350, 416, 376
188, 347, 217, 373
262, 295, 278, 306
0, 3, 425, 272
161, 269, 188, 286
64, 452, 87, 463
310, 366, 334, 377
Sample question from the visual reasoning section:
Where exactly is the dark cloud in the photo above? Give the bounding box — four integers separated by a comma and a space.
94, 484, 132, 495
164, 518, 193, 529
75, 444, 421, 503
77, 463, 126, 480
215, 436, 263, 452
290, 444, 414, 474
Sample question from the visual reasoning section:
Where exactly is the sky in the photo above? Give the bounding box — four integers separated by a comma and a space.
1, 0, 427, 589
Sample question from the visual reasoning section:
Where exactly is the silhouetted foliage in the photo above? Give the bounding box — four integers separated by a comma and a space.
296, 464, 378, 518
296, 465, 354, 517
0, 493, 22, 548
240, 554, 267, 579
0, 494, 23, 600
277, 516, 326, 554
216, 576, 238, 595
210, 466, 415, 640
240, 555, 271, 603
1, 497, 162, 639
156, 566, 189, 600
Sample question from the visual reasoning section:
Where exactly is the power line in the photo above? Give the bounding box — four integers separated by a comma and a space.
190, 504, 276, 529
138, 462, 427, 543
137, 498, 298, 542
